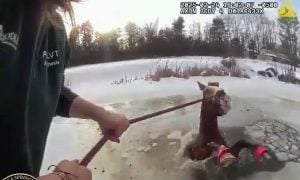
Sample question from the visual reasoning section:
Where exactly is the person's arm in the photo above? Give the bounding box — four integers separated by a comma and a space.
69, 96, 129, 143
55, 87, 78, 118
55, 28, 129, 142
55, 87, 129, 143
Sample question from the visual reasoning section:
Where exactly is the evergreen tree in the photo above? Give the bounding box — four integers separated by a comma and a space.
125, 22, 142, 50
210, 17, 226, 43
209, 17, 228, 56
69, 26, 80, 49
172, 16, 185, 37
231, 37, 243, 57
80, 21, 94, 50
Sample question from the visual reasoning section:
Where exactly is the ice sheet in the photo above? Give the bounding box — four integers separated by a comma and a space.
41, 56, 300, 180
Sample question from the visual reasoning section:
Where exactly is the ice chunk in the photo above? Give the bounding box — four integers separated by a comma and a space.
149, 131, 164, 140
288, 154, 298, 160
291, 144, 298, 152
167, 130, 182, 140
169, 142, 177, 145
136, 145, 152, 152
152, 143, 158, 147
121, 152, 129, 158
176, 129, 198, 157
276, 152, 289, 161
136, 147, 145, 152
143, 146, 151, 152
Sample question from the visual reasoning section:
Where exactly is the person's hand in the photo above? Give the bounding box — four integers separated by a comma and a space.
68, 97, 129, 143
56, 160, 92, 180
39, 160, 91, 180
95, 109, 129, 143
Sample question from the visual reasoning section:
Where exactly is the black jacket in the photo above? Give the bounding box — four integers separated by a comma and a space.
0, 1, 77, 178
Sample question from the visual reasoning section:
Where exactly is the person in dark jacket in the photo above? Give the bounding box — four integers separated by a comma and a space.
0, 0, 129, 179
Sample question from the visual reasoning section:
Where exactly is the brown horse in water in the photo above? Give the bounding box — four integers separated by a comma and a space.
184, 81, 269, 167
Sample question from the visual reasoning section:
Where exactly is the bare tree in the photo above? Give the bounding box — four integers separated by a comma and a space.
144, 18, 159, 43
189, 21, 202, 40
203, 22, 212, 42
80, 20, 94, 50
69, 25, 80, 49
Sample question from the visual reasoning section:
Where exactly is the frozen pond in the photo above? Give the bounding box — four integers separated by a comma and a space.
40, 57, 300, 180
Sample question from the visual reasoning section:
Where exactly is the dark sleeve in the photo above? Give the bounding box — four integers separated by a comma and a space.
55, 86, 78, 117
55, 27, 78, 117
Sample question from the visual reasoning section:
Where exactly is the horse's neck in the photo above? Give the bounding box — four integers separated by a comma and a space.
200, 104, 218, 131
200, 109, 217, 124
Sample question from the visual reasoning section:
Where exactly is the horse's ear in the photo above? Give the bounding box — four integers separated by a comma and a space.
208, 82, 219, 87
197, 81, 206, 91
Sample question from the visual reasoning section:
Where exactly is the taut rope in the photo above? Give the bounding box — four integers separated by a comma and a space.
80, 98, 205, 166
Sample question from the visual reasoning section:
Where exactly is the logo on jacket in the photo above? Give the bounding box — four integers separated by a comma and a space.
0, 24, 19, 51
42, 50, 60, 67
2, 173, 37, 180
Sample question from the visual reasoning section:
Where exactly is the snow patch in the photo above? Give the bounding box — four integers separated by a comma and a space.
169, 142, 177, 146
149, 131, 164, 140
167, 130, 182, 140
136, 145, 152, 152
152, 143, 158, 147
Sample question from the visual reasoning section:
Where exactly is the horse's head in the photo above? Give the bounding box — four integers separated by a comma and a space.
197, 81, 231, 116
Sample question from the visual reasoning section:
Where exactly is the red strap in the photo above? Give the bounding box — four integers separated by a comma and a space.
255, 145, 268, 160
217, 145, 230, 161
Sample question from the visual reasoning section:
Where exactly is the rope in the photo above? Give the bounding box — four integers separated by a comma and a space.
79, 98, 205, 166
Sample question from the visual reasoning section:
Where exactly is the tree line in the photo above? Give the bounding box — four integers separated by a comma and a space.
68, 14, 299, 67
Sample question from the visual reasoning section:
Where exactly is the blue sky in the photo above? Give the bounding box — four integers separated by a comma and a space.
66, 0, 300, 33
290, 0, 300, 16
281, 0, 300, 17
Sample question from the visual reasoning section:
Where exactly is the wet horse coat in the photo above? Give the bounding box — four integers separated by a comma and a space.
185, 81, 270, 166
199, 99, 227, 147
185, 81, 231, 160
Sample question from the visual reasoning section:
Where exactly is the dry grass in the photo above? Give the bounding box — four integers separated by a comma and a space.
221, 57, 236, 69
229, 64, 250, 79
111, 75, 141, 85
278, 68, 300, 84
277, 64, 297, 84
112, 58, 250, 84
146, 58, 249, 82
221, 57, 250, 79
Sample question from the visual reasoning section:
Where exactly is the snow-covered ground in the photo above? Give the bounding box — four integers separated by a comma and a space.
40, 56, 300, 180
